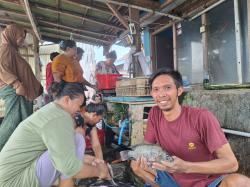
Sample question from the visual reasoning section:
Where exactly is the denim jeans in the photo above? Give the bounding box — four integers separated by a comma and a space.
144, 171, 224, 187
144, 170, 180, 187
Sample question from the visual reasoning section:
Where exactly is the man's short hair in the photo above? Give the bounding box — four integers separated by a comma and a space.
105, 50, 117, 59
59, 40, 76, 51
149, 68, 183, 89
86, 103, 106, 116
50, 52, 59, 61
77, 47, 84, 55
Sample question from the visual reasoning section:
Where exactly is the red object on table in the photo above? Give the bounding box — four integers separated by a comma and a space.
96, 74, 121, 90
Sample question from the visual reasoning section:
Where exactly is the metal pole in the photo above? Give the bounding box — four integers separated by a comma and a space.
222, 128, 250, 138
202, 14, 209, 84
234, 0, 243, 84
173, 23, 177, 70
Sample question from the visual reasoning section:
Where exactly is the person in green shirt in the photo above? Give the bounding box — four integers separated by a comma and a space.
0, 81, 110, 187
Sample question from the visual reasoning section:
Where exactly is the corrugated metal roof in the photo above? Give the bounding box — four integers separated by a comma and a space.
0, 0, 218, 46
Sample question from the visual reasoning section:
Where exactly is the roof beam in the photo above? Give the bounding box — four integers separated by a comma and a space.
0, 0, 124, 31
41, 32, 100, 46
41, 27, 111, 45
160, 0, 174, 8
33, 4, 125, 31
97, 0, 182, 20
0, 15, 113, 45
0, 7, 117, 44
38, 20, 117, 38
106, 3, 129, 29
62, 0, 113, 16
100, 0, 160, 10
106, 5, 123, 37
0, 16, 31, 29
0, 9, 27, 19
0, 19, 106, 45
21, 0, 41, 41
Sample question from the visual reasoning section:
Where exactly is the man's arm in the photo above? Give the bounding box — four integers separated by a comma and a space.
185, 143, 238, 174
95, 62, 102, 74
112, 64, 120, 74
41, 119, 83, 177
152, 143, 238, 174
90, 127, 103, 160
74, 162, 109, 179
131, 158, 159, 187
82, 78, 96, 89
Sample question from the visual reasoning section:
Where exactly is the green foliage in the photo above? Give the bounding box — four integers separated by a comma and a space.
112, 103, 129, 122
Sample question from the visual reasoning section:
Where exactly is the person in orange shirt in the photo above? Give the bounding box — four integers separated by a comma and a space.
52, 40, 95, 89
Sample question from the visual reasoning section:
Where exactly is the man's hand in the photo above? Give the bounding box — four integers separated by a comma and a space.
15, 83, 26, 97
131, 157, 158, 186
91, 157, 104, 166
97, 163, 111, 180
130, 160, 141, 173
131, 157, 157, 175
152, 156, 189, 173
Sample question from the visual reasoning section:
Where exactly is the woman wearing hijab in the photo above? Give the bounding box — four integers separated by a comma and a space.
0, 24, 43, 150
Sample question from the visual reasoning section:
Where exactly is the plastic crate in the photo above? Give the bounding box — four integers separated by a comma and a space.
96, 74, 121, 90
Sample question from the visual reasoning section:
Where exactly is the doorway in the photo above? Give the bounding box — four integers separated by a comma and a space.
155, 27, 173, 70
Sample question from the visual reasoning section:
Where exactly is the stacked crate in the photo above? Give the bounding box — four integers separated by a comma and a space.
116, 77, 150, 96
116, 78, 135, 96
136, 77, 150, 96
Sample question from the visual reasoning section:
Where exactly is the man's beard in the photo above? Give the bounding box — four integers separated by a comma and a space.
161, 107, 172, 112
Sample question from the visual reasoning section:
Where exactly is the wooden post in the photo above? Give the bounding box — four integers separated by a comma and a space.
129, 7, 142, 77
32, 33, 41, 81
150, 34, 156, 72
21, 0, 41, 41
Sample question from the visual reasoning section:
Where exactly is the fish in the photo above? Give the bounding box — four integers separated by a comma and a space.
120, 144, 174, 164
88, 179, 135, 187
76, 164, 135, 187
107, 163, 118, 186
